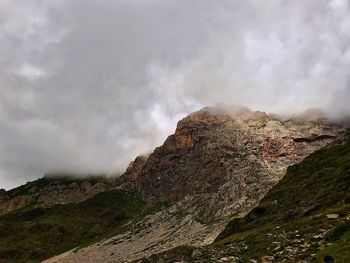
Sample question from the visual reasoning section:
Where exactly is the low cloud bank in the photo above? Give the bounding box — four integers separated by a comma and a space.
0, 0, 349, 189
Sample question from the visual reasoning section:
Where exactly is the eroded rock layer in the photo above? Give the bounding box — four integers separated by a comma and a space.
0, 175, 115, 215
124, 106, 345, 219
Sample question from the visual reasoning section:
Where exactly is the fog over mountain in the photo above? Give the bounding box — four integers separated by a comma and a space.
0, 0, 349, 189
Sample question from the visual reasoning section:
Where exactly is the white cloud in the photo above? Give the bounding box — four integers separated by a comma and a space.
16, 64, 46, 80
0, 0, 349, 189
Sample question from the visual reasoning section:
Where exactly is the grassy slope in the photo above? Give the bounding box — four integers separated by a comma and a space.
215, 133, 350, 262
0, 190, 145, 263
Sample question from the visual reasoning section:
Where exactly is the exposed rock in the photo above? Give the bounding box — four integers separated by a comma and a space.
125, 155, 150, 180
0, 175, 115, 215
37, 181, 111, 207
326, 214, 339, 219
191, 249, 203, 257
118, 154, 150, 189
44, 208, 225, 263
125, 106, 345, 219
0, 195, 33, 215
43, 106, 347, 263
261, 256, 275, 263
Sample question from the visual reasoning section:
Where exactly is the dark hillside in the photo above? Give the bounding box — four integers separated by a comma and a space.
0, 190, 144, 263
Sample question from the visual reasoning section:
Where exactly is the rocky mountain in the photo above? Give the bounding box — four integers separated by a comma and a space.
0, 175, 116, 215
144, 128, 350, 262
124, 106, 345, 219
0, 106, 348, 263
43, 106, 346, 263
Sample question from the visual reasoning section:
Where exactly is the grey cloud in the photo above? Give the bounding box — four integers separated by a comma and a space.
0, 0, 349, 189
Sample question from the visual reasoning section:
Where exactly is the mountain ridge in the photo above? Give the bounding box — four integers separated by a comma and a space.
143, 129, 350, 262
120, 106, 346, 219
42, 106, 347, 263
0, 106, 348, 263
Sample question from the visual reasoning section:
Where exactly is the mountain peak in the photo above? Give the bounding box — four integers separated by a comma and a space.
120, 106, 346, 218
4, 106, 348, 263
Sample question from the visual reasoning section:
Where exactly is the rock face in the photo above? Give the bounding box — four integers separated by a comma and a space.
119, 154, 150, 189
125, 106, 345, 218
146, 131, 350, 263
0, 195, 33, 215
0, 176, 115, 215
45, 106, 347, 263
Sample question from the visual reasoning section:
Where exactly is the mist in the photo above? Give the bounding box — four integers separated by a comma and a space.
0, 0, 349, 189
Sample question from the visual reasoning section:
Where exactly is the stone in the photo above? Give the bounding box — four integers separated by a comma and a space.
273, 246, 281, 251
326, 214, 339, 219
261, 255, 274, 263
191, 249, 203, 257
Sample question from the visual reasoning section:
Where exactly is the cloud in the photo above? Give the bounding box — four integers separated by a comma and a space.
16, 64, 46, 80
0, 0, 349, 189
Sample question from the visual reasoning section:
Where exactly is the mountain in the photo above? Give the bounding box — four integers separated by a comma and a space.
127, 106, 345, 219
0, 175, 148, 263
0, 174, 117, 215
44, 106, 346, 263
0, 106, 347, 263
144, 128, 350, 262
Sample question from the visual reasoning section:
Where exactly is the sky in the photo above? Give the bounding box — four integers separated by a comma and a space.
0, 0, 350, 189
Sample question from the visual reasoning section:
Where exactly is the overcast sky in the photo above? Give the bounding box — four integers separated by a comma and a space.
0, 0, 349, 189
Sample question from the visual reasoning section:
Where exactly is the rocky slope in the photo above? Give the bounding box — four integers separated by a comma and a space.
143, 130, 350, 262
125, 106, 345, 219
0, 175, 116, 215
45, 106, 346, 263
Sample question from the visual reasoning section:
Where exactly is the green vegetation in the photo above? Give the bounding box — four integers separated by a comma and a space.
0, 190, 145, 263
316, 220, 350, 262
214, 132, 350, 261
317, 231, 350, 263
325, 221, 350, 242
